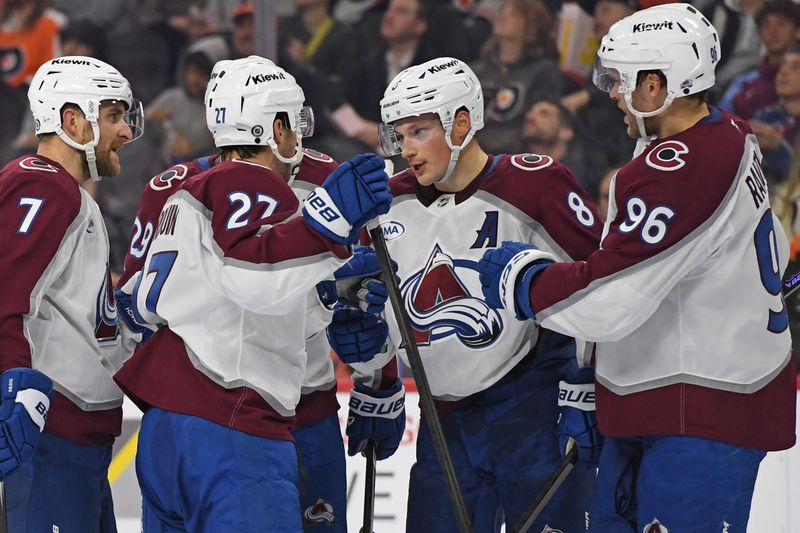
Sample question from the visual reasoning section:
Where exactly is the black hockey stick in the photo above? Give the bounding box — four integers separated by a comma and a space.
368, 221, 473, 533
0, 480, 7, 533
783, 268, 800, 299
359, 441, 377, 533
512, 443, 578, 533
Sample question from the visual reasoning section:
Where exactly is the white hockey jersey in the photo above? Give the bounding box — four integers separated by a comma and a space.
116, 157, 351, 440
530, 108, 796, 451
364, 154, 601, 400
0, 155, 128, 445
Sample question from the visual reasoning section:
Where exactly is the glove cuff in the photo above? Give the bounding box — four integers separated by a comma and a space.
15, 388, 50, 432
303, 187, 353, 242
558, 380, 596, 411
499, 248, 556, 319
350, 382, 405, 419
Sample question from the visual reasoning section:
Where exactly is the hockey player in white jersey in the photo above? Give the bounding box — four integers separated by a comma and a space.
112, 56, 392, 531
334, 57, 602, 531
116, 144, 393, 532
479, 4, 797, 531
0, 56, 143, 532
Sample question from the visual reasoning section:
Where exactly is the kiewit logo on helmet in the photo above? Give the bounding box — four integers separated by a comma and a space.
245, 72, 286, 86
50, 58, 93, 66
632, 21, 674, 32
427, 59, 460, 74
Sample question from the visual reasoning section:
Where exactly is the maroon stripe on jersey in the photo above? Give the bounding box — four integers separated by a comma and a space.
295, 387, 339, 427
115, 328, 296, 441
596, 358, 797, 451
44, 393, 122, 445
532, 114, 747, 313
0, 155, 80, 370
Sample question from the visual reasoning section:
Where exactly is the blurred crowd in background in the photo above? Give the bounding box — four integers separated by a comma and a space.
3, 0, 800, 359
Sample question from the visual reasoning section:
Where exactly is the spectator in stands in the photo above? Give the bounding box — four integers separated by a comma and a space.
146, 49, 216, 167
718, 0, 800, 120
0, 0, 64, 159
751, 42, 800, 187
561, 0, 636, 173
49, 0, 136, 39
470, 0, 563, 154
693, 0, 765, 97
522, 99, 600, 193
339, 0, 432, 149
771, 136, 800, 370
231, 2, 256, 57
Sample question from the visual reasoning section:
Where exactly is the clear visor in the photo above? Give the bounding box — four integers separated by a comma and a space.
592, 57, 624, 94
295, 106, 315, 137
124, 98, 145, 143
379, 123, 402, 156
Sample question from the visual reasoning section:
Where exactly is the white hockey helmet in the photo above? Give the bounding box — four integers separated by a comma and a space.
593, 3, 720, 138
205, 55, 313, 167
379, 57, 484, 183
28, 56, 144, 181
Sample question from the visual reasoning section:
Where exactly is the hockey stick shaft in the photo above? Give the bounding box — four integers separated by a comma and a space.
368, 223, 473, 533
359, 441, 377, 533
512, 444, 578, 533
0, 480, 7, 533
784, 268, 800, 299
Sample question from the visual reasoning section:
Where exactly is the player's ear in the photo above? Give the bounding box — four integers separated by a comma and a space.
451, 109, 471, 145
60, 105, 85, 140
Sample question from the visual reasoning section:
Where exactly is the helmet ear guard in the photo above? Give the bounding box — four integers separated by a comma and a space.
28, 56, 143, 181
205, 56, 313, 167
379, 57, 484, 183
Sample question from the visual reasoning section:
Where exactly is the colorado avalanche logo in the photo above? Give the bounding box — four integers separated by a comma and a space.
303, 498, 335, 525
150, 164, 189, 191
400, 245, 502, 348
645, 141, 689, 172
95, 266, 119, 343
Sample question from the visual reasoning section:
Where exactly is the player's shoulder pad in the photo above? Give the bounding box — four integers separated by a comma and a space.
1, 155, 80, 207
199, 159, 299, 206
293, 148, 338, 187
485, 153, 580, 196
148, 157, 212, 193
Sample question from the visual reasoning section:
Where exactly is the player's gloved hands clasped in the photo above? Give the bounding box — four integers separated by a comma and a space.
327, 308, 388, 364
347, 380, 405, 460
478, 241, 556, 320
115, 271, 158, 344
316, 246, 394, 314
303, 153, 392, 244
557, 365, 603, 470
0, 367, 54, 479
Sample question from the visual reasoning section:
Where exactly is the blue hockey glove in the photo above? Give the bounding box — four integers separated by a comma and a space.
327, 308, 389, 364
477, 241, 556, 320
303, 153, 392, 244
557, 365, 603, 471
347, 380, 405, 460
115, 274, 158, 344
0, 368, 54, 479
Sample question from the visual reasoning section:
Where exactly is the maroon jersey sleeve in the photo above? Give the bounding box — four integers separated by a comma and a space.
0, 156, 80, 370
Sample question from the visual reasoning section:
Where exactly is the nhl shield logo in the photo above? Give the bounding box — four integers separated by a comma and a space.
644, 518, 669, 533
539, 526, 564, 533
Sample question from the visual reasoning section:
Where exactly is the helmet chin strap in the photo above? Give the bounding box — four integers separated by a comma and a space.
624, 91, 675, 142
267, 137, 305, 183
435, 127, 476, 184
56, 120, 102, 181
